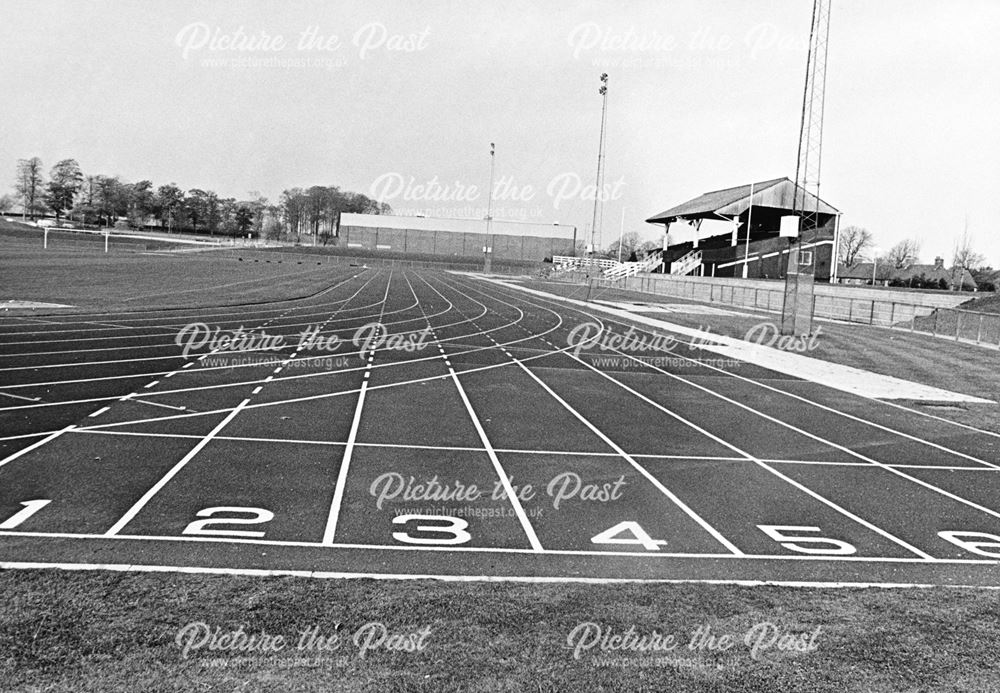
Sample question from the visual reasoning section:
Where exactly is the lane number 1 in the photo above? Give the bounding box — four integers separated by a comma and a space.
0, 500, 51, 530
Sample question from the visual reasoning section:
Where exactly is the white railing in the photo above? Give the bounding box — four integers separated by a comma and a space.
670, 249, 702, 276
602, 250, 664, 280
552, 255, 619, 272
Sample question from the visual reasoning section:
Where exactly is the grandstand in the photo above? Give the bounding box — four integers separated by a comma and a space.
646, 177, 841, 281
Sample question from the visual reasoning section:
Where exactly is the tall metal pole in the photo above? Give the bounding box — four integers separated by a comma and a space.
742, 181, 754, 278
589, 73, 608, 257
782, 0, 832, 336
617, 207, 625, 264
484, 142, 495, 273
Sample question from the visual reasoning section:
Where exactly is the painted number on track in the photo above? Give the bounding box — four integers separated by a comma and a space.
758, 525, 857, 555
939, 531, 1000, 558
391, 514, 471, 545
591, 521, 667, 551
182, 507, 274, 538
0, 499, 51, 530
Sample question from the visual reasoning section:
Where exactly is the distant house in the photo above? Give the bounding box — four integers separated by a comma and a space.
836, 257, 976, 290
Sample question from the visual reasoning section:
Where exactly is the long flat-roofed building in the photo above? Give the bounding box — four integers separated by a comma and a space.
337, 213, 577, 262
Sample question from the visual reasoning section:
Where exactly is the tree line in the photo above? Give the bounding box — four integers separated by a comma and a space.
4, 157, 390, 240
837, 224, 991, 291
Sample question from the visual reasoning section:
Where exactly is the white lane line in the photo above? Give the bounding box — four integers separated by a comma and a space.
0, 305, 568, 438
131, 398, 188, 412
0, 268, 364, 345
0, 391, 41, 402
409, 273, 543, 552
3, 561, 1000, 589
144, 380, 160, 389
104, 398, 251, 536
322, 373, 370, 545
252, 386, 263, 395
605, 346, 1000, 527
88, 407, 110, 418
491, 331, 740, 555
323, 270, 393, 545
447, 354, 544, 552
455, 274, 937, 560
8, 527, 1000, 565
0, 425, 76, 468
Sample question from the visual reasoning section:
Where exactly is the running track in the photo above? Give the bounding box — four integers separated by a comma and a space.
1, 267, 1000, 587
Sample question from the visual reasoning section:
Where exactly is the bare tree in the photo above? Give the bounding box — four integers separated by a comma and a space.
884, 238, 921, 269
838, 225, 873, 267
952, 224, 985, 291
604, 231, 640, 260
14, 157, 45, 220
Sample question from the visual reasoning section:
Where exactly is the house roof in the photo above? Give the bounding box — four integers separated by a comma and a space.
837, 262, 976, 286
646, 177, 840, 224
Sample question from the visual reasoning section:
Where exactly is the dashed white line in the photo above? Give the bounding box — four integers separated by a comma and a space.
105, 398, 252, 536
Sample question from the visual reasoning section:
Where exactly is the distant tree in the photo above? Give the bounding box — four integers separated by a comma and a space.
884, 238, 921, 269
262, 206, 284, 240
215, 197, 236, 236
186, 189, 210, 234
838, 225, 873, 267
246, 191, 268, 237
603, 231, 640, 261
972, 267, 997, 292
126, 180, 155, 228
234, 205, 255, 236
155, 183, 186, 233
952, 225, 985, 290
44, 159, 84, 225
871, 255, 894, 284
0, 194, 17, 213
280, 188, 307, 237
94, 176, 128, 226
15, 157, 45, 219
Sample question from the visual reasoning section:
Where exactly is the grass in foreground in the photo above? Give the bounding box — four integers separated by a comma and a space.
2, 570, 999, 692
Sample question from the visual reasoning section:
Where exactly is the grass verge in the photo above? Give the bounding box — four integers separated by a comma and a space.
3, 570, 999, 692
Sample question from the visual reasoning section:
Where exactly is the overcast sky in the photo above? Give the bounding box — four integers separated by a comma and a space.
2, 1, 998, 264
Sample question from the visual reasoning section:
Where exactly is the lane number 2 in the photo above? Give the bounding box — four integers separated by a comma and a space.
182, 507, 274, 538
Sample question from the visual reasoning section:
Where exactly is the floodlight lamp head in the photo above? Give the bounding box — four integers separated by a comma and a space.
600, 73, 608, 82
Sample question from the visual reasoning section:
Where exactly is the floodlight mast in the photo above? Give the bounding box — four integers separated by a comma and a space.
782, 0, 832, 336
588, 73, 609, 258
484, 142, 495, 273
792, 0, 832, 231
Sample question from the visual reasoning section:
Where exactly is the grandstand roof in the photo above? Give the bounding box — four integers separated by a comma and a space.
646, 177, 839, 224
